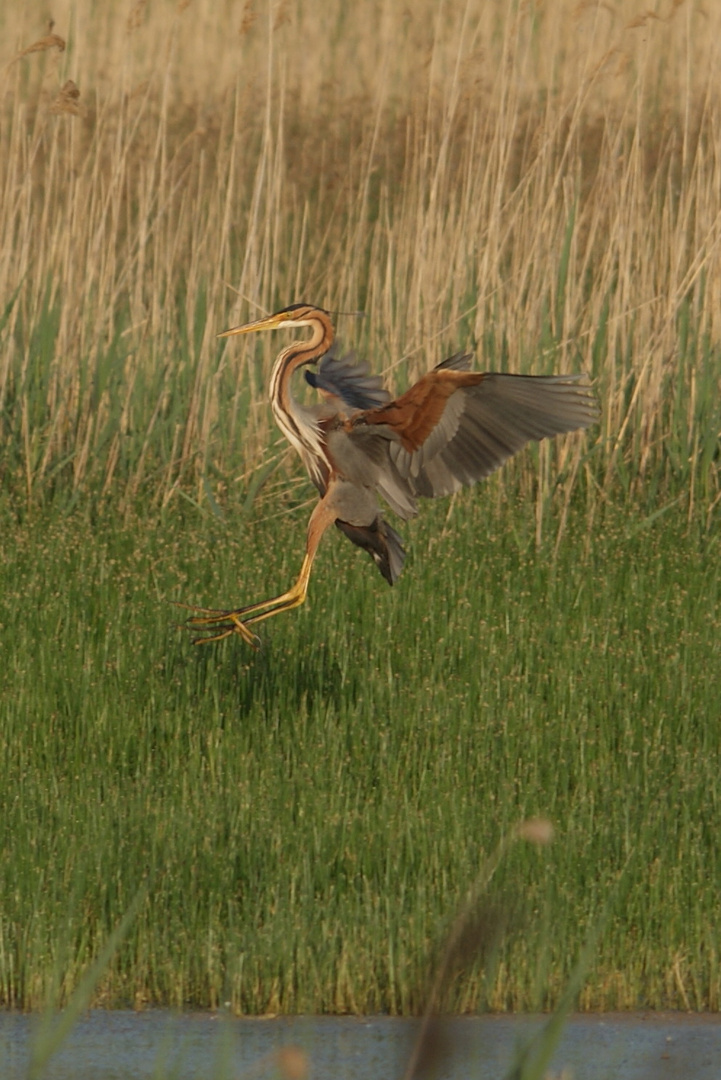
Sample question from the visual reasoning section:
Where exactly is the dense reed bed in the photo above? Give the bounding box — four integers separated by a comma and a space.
0, 0, 719, 516
1, 0, 720, 1014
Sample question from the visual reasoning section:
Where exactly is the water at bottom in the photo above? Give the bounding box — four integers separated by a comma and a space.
2, 1010, 720, 1080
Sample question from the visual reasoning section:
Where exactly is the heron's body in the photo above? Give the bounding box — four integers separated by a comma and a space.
186, 304, 598, 645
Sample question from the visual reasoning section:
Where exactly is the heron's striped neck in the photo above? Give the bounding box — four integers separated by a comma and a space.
268, 314, 334, 487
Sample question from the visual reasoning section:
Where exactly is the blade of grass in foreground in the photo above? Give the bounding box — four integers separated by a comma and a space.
25, 885, 147, 1080
404, 820, 555, 1080
503, 852, 634, 1080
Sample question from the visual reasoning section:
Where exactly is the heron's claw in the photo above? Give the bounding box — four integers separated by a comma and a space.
176, 603, 262, 648
190, 619, 262, 649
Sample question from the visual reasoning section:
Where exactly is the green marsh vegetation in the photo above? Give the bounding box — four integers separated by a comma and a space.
1, 0, 720, 1015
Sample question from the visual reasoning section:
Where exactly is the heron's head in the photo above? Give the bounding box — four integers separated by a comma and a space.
218, 303, 329, 338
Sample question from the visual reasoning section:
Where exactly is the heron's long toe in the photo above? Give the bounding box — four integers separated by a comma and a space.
181, 606, 262, 648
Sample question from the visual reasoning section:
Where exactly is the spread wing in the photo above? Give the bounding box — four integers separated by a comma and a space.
352, 353, 599, 501
305, 346, 391, 412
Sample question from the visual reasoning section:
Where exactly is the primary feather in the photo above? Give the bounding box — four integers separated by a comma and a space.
305, 345, 390, 411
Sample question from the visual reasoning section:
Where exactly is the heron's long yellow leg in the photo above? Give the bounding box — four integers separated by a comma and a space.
185, 500, 337, 645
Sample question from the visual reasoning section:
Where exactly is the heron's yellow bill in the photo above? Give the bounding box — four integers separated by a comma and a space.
218, 304, 325, 338
217, 311, 289, 338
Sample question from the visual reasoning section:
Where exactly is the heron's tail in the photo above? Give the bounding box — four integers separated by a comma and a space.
335, 515, 406, 585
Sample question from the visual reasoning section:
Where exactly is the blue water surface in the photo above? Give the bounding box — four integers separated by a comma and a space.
1, 1010, 720, 1079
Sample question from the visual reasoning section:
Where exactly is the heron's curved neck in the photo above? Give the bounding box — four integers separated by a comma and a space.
268, 313, 333, 418
268, 312, 335, 484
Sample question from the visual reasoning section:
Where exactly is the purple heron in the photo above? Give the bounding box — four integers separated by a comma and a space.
186, 303, 598, 645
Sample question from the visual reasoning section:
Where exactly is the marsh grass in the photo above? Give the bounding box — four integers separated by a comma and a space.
1, 494, 719, 1012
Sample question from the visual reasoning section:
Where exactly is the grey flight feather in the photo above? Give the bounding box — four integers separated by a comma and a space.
391, 372, 599, 500
434, 351, 474, 372
305, 345, 391, 411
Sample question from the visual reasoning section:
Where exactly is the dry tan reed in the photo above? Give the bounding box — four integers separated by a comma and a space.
0, 0, 719, 514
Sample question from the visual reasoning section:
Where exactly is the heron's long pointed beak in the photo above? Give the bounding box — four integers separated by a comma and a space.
217, 312, 287, 338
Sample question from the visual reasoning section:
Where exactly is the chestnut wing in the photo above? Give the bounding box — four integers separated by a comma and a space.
355, 360, 598, 500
